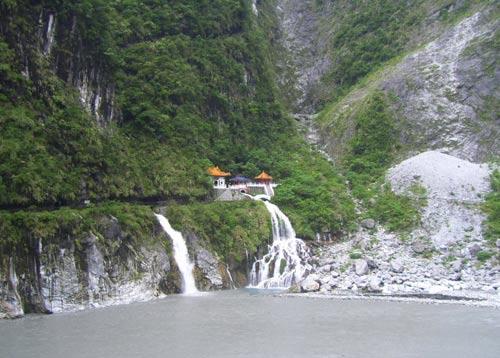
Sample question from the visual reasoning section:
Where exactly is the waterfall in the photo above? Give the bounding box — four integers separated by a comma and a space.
44, 14, 56, 55
251, 0, 258, 15
248, 198, 311, 288
155, 214, 198, 294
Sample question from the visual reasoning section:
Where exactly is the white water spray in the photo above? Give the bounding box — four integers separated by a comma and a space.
44, 14, 56, 55
247, 196, 311, 288
155, 214, 198, 294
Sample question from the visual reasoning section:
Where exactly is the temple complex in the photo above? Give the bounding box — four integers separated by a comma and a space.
207, 167, 278, 201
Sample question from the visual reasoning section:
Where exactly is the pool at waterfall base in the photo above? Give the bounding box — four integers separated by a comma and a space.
1, 289, 499, 358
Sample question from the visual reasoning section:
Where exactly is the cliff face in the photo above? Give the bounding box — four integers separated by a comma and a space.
271, 1, 498, 163
1, 4, 118, 125
0, 198, 274, 319
316, 7, 499, 163
271, 0, 499, 296
1, 213, 177, 319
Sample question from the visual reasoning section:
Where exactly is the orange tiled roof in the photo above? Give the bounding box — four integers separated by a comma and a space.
208, 166, 231, 177
255, 171, 272, 180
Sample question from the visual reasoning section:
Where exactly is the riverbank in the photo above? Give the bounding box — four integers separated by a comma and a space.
1, 290, 499, 358
287, 289, 500, 308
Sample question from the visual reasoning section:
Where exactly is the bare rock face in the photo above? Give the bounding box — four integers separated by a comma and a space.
192, 242, 225, 290
381, 10, 499, 162
275, 0, 332, 113
315, 8, 499, 163
0, 259, 24, 319
0, 216, 178, 318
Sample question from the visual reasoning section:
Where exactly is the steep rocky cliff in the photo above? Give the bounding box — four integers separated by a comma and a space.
1, 202, 270, 319
1, 0, 498, 316
316, 5, 499, 163
270, 0, 499, 297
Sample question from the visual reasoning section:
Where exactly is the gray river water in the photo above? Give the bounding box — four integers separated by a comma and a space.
1, 290, 499, 358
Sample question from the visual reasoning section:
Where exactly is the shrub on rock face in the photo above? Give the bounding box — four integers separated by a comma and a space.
476, 251, 493, 263
349, 251, 363, 259
483, 170, 500, 245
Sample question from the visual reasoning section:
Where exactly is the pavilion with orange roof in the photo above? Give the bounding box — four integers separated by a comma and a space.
255, 171, 272, 183
208, 166, 231, 188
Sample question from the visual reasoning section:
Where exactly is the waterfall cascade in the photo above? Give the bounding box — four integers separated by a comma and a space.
44, 14, 56, 55
155, 214, 198, 294
248, 198, 311, 288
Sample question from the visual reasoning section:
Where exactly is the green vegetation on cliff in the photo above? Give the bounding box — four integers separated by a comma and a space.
338, 91, 422, 231
166, 201, 270, 264
0, 0, 355, 238
0, 200, 271, 269
0, 203, 156, 248
483, 170, 500, 244
318, 0, 488, 105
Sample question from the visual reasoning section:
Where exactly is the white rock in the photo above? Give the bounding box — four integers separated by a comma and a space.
300, 275, 320, 292
368, 276, 382, 292
320, 264, 332, 273
451, 260, 463, 272
387, 151, 491, 247
390, 260, 404, 273
354, 259, 369, 275
427, 285, 447, 294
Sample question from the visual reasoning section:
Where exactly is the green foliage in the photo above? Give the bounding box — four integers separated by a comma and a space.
349, 251, 362, 259
342, 91, 422, 231
368, 186, 421, 231
0, 203, 157, 249
344, 92, 398, 198
482, 169, 500, 244
0, 0, 357, 239
324, 0, 420, 100
274, 146, 356, 239
319, 0, 484, 104
476, 250, 494, 262
165, 201, 271, 263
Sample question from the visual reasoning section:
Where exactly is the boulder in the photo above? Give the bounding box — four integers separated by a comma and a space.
496, 239, 500, 249
390, 260, 404, 273
354, 259, 369, 276
367, 276, 382, 292
355, 277, 368, 290
300, 275, 320, 292
320, 264, 332, 273
361, 219, 376, 229
451, 260, 463, 273
366, 258, 378, 269
195, 247, 223, 289
450, 273, 462, 281
468, 243, 482, 257
411, 241, 428, 254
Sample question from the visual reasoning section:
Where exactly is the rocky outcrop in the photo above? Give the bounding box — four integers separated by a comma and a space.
274, 0, 333, 113
1, 6, 119, 126
316, 8, 499, 163
0, 211, 258, 319
0, 216, 177, 318
303, 151, 499, 299
187, 233, 225, 291
0, 258, 23, 319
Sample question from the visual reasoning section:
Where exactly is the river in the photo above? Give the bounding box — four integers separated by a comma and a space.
1, 290, 499, 358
